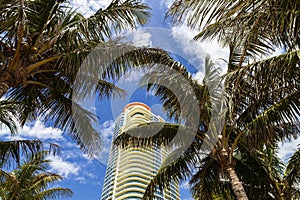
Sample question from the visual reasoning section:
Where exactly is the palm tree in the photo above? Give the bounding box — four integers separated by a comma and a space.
0, 140, 59, 170
0, 100, 59, 168
116, 0, 300, 199
0, 151, 72, 200
115, 57, 293, 199
284, 146, 300, 199
0, 0, 156, 155
0, 100, 18, 135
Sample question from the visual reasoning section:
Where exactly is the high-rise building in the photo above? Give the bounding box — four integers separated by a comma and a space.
101, 102, 180, 200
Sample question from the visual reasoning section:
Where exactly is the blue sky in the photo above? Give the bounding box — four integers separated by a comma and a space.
0, 0, 298, 200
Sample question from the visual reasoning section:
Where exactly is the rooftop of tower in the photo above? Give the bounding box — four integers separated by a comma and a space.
123, 102, 151, 111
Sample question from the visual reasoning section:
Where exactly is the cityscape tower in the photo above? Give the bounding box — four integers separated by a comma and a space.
101, 102, 180, 200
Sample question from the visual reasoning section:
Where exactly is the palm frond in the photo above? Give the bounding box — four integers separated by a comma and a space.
143, 140, 205, 200
190, 155, 226, 200
0, 140, 59, 169
234, 142, 284, 199
115, 122, 207, 148
114, 122, 212, 199
227, 50, 300, 145
0, 100, 18, 135
0, 151, 72, 199
1, 0, 153, 156
32, 187, 73, 199
168, 0, 300, 50
285, 146, 300, 186
138, 55, 210, 124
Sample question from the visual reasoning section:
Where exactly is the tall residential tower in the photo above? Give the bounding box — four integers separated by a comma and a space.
101, 102, 180, 200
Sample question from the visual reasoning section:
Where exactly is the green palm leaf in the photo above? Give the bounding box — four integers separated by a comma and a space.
0, 100, 18, 135
0, 140, 59, 169
285, 147, 300, 193
227, 50, 300, 146
0, 151, 72, 200
0, 0, 155, 155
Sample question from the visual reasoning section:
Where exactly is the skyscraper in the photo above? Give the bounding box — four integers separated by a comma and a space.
101, 102, 180, 200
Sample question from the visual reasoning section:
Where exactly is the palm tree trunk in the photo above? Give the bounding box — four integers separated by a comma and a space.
226, 166, 249, 200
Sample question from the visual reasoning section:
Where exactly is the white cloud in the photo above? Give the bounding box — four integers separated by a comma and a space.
93, 120, 115, 164
192, 71, 205, 83
70, 0, 112, 17
171, 26, 206, 64
180, 180, 190, 190
160, 0, 175, 9
170, 24, 228, 84
75, 176, 86, 184
48, 155, 80, 178
22, 120, 64, 140
118, 69, 146, 84
171, 25, 229, 64
278, 138, 300, 162
85, 172, 96, 178
63, 148, 85, 160
132, 29, 153, 47
122, 26, 226, 84
0, 119, 64, 141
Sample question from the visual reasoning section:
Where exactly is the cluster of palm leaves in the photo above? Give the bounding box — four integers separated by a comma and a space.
0, 0, 299, 199
0, 0, 170, 198
0, 0, 192, 198
0, 0, 154, 155
115, 0, 300, 200
0, 151, 72, 200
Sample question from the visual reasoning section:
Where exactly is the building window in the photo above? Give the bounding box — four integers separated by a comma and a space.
131, 112, 144, 117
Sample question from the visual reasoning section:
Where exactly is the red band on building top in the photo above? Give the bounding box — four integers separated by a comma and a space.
124, 102, 151, 111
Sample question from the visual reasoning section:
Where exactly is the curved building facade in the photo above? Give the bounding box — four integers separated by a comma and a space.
101, 102, 180, 200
